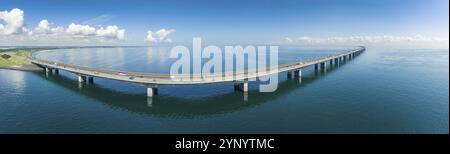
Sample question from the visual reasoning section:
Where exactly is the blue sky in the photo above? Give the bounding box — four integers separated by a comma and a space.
0, 0, 448, 46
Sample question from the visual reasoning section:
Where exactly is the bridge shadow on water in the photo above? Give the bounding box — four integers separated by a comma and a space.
32, 58, 354, 118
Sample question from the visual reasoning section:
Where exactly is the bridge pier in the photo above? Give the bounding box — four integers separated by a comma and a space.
234, 81, 248, 92
54, 69, 59, 74
314, 64, 319, 70
78, 75, 86, 82
294, 69, 302, 77
147, 85, 158, 97
242, 82, 248, 92
294, 69, 302, 83
287, 71, 292, 78
320, 62, 326, 69
45, 67, 51, 73
87, 76, 94, 84
234, 83, 240, 91
44, 67, 50, 77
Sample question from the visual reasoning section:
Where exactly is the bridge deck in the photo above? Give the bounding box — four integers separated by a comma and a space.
29, 47, 365, 85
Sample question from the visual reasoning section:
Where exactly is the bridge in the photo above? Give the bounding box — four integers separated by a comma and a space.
29, 46, 365, 97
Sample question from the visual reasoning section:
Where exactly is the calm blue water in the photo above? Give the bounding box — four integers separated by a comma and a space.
0, 46, 448, 133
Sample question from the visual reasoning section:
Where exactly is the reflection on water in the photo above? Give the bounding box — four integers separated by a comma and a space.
33, 60, 346, 119
0, 70, 26, 95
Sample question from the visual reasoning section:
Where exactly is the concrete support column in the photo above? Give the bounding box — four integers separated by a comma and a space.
294, 69, 302, 77
87, 76, 94, 83
320, 62, 326, 69
329, 60, 333, 66
242, 82, 248, 92
287, 71, 292, 78
54, 69, 59, 74
147, 85, 158, 97
235, 80, 249, 92
45, 68, 50, 77
78, 75, 86, 83
314, 64, 319, 70
234, 83, 240, 91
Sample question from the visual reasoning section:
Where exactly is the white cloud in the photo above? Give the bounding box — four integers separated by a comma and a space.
96, 25, 125, 40
284, 35, 449, 48
36, 20, 50, 32
34, 19, 64, 34
66, 23, 96, 36
145, 28, 175, 43
0, 8, 127, 45
28, 20, 126, 43
0, 8, 26, 35
64, 23, 125, 41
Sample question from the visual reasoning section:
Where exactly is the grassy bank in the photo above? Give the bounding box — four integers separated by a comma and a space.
0, 50, 36, 70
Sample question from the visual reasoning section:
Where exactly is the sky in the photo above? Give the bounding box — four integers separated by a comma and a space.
0, 0, 448, 47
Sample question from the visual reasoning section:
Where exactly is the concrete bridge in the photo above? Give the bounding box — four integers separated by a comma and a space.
29, 46, 365, 97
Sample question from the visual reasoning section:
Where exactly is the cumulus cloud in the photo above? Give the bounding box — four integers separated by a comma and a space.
64, 23, 125, 40
96, 25, 125, 40
284, 35, 449, 48
66, 23, 97, 36
0, 8, 126, 44
34, 19, 64, 34
0, 8, 26, 35
145, 29, 175, 43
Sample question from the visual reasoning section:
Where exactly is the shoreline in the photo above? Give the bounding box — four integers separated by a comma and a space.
0, 64, 43, 72
1, 50, 43, 72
